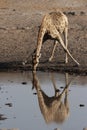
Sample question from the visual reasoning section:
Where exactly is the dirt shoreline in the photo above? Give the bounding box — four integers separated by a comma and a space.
0, 62, 87, 75
0, 0, 87, 74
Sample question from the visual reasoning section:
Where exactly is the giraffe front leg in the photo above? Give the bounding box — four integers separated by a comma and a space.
33, 24, 46, 71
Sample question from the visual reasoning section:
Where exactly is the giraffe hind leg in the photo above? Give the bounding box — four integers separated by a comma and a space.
64, 27, 68, 64
49, 40, 58, 61
57, 32, 80, 66
49, 29, 79, 65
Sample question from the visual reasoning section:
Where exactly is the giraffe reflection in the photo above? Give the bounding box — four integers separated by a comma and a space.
33, 72, 71, 124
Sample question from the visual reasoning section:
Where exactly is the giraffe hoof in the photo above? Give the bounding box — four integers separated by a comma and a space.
76, 63, 80, 66
22, 60, 27, 65
77, 63, 80, 66
49, 57, 52, 62
65, 61, 68, 64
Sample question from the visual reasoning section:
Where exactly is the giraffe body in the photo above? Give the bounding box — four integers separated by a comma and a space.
33, 11, 80, 71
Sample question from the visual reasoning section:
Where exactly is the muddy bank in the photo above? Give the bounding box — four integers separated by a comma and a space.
0, 0, 87, 74
0, 62, 86, 75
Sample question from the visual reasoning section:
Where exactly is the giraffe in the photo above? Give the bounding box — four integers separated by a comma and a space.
33, 11, 80, 71
32, 72, 71, 123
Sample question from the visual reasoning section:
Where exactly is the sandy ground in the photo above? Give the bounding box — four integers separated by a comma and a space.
0, 0, 87, 74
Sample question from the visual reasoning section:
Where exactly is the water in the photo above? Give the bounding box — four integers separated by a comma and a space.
0, 71, 87, 130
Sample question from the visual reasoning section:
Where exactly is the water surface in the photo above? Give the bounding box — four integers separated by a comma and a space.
0, 71, 87, 130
